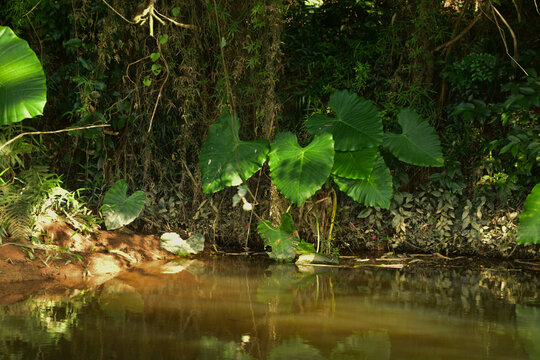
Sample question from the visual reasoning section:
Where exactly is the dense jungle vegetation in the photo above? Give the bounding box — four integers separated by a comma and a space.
0, 0, 538, 258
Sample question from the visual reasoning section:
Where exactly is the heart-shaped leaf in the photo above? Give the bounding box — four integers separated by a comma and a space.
383, 108, 444, 167
269, 132, 334, 206
306, 90, 383, 150
199, 113, 269, 194
258, 213, 299, 262
332, 148, 378, 179
0, 26, 47, 124
333, 156, 393, 209
102, 180, 146, 230
517, 183, 540, 244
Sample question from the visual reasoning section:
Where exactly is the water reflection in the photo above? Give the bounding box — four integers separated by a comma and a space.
1, 257, 539, 359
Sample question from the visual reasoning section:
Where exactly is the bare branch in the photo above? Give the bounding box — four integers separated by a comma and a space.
0, 124, 111, 152
430, 14, 482, 55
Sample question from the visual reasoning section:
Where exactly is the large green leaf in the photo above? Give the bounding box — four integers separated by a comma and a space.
258, 213, 299, 262
306, 90, 383, 150
332, 148, 378, 179
0, 26, 47, 125
102, 180, 146, 230
333, 156, 393, 209
199, 114, 269, 194
517, 183, 540, 244
269, 132, 334, 206
383, 108, 444, 167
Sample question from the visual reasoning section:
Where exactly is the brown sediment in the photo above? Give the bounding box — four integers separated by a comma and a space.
0, 221, 175, 305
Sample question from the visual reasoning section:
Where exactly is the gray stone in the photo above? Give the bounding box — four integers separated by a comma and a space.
160, 232, 205, 256
295, 253, 339, 265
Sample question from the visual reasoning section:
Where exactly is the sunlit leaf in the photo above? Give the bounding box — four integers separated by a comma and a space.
333, 156, 393, 209
306, 90, 382, 150
102, 180, 146, 230
332, 148, 378, 179
383, 108, 444, 167
269, 132, 334, 206
517, 183, 540, 244
199, 114, 269, 194
258, 213, 299, 262
0, 26, 47, 124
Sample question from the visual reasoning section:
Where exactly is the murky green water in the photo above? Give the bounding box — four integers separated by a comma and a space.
1, 257, 539, 360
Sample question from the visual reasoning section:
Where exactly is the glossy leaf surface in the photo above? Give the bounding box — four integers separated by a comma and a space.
333, 156, 393, 209
383, 108, 444, 167
258, 213, 299, 262
269, 132, 334, 206
102, 180, 146, 230
517, 183, 540, 244
332, 148, 378, 179
306, 90, 382, 150
0, 26, 47, 124
199, 114, 269, 194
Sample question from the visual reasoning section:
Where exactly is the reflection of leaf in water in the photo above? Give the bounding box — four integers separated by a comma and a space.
330, 331, 391, 360
0, 296, 86, 355
197, 336, 255, 360
256, 264, 315, 313
99, 281, 144, 323
516, 305, 540, 359
269, 338, 325, 360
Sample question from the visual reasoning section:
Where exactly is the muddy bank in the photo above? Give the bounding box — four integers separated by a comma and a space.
2, 221, 539, 306
0, 222, 174, 305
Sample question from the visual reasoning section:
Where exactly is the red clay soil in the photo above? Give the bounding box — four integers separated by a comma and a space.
0, 222, 174, 305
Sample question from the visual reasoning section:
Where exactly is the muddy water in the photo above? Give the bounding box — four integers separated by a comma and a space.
1, 257, 539, 360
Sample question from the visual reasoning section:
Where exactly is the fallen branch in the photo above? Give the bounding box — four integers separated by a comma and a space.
0, 124, 111, 152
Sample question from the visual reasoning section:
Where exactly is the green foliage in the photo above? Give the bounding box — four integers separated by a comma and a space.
383, 108, 444, 167
257, 213, 299, 262
0, 26, 47, 125
517, 183, 540, 244
443, 53, 499, 100
333, 156, 393, 209
332, 148, 378, 179
0, 168, 62, 240
268, 132, 334, 206
102, 180, 146, 230
306, 90, 383, 150
198, 114, 270, 194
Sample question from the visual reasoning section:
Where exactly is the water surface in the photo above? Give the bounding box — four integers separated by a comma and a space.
1, 257, 539, 359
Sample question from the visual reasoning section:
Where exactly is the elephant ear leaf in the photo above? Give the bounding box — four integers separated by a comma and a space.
517, 183, 540, 244
383, 108, 444, 167
199, 114, 269, 194
258, 213, 299, 262
332, 148, 378, 179
102, 180, 146, 230
306, 90, 383, 151
333, 155, 393, 209
269, 132, 334, 206
0, 26, 47, 125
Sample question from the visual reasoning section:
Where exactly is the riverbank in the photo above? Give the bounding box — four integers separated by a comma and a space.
1, 220, 539, 306
0, 222, 174, 305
